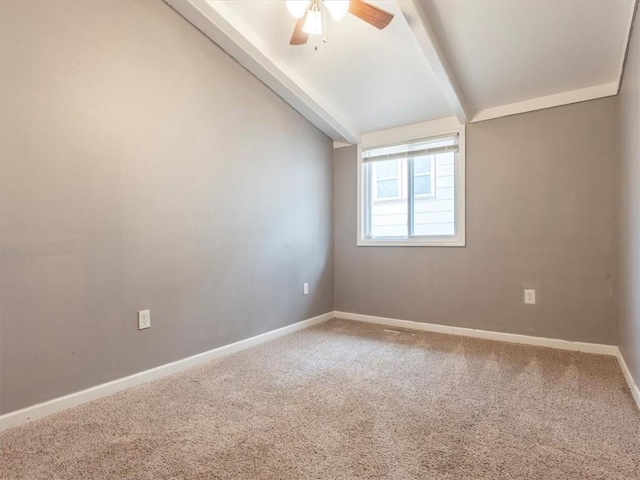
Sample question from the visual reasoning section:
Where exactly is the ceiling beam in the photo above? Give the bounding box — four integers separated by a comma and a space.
397, 1, 469, 124
165, 0, 360, 144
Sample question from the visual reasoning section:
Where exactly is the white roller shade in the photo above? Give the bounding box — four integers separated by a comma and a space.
363, 134, 459, 164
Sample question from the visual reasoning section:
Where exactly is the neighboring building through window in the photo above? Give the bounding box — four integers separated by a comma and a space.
413, 157, 434, 197
358, 128, 465, 247
373, 159, 401, 201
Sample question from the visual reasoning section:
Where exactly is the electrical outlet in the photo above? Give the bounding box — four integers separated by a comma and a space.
524, 289, 536, 305
138, 309, 151, 330
303, 282, 309, 295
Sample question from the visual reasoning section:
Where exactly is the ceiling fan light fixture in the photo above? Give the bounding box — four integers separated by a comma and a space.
302, 8, 323, 35
324, 0, 349, 21
288, 0, 394, 46
285, 0, 309, 19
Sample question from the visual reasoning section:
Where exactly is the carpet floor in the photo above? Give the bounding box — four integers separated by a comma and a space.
1, 319, 639, 479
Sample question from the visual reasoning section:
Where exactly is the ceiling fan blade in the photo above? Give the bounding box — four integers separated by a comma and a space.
289, 14, 309, 45
349, 0, 394, 29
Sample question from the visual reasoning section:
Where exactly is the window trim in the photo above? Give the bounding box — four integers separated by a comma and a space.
356, 125, 466, 247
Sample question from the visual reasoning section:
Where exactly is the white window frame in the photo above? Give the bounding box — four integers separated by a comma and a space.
357, 124, 466, 247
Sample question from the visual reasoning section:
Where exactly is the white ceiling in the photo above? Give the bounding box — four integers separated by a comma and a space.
168, 0, 636, 143
223, 1, 452, 134
421, 0, 634, 112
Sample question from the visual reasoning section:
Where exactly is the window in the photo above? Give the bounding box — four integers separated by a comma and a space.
358, 128, 465, 247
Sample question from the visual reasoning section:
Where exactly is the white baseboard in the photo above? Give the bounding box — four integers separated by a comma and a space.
616, 349, 640, 411
0, 312, 333, 432
334, 311, 618, 356
3, 311, 635, 431
336, 311, 639, 411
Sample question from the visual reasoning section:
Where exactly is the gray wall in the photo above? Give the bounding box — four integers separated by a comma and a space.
618, 10, 640, 385
0, 0, 333, 414
335, 98, 618, 344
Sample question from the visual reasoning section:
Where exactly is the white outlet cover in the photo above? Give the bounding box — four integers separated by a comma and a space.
138, 309, 151, 330
524, 289, 536, 305
303, 283, 309, 295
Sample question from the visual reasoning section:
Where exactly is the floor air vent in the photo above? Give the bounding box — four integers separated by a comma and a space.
383, 329, 416, 336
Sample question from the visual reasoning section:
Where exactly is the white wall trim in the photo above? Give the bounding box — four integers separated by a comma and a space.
165, 0, 359, 144
340, 81, 618, 149
336, 311, 638, 410
617, 0, 638, 94
471, 82, 618, 123
3, 311, 636, 430
334, 311, 618, 356
616, 349, 640, 411
0, 312, 333, 432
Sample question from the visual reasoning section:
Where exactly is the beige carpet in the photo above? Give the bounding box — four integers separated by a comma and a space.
1, 319, 639, 479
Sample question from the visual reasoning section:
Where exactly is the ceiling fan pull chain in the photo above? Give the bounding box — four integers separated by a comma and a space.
313, 1, 327, 52
322, 1, 328, 45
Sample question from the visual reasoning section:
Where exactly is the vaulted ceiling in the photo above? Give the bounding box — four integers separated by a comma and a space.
167, 0, 636, 144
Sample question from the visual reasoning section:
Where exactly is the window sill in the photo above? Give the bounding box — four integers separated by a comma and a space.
357, 238, 466, 247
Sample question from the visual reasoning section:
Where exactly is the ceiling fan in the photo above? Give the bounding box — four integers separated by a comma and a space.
286, 0, 395, 46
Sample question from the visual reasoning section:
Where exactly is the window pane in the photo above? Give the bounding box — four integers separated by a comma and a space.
377, 179, 399, 199
411, 152, 456, 237
371, 197, 408, 238
375, 160, 398, 179
414, 157, 431, 175
414, 175, 431, 196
